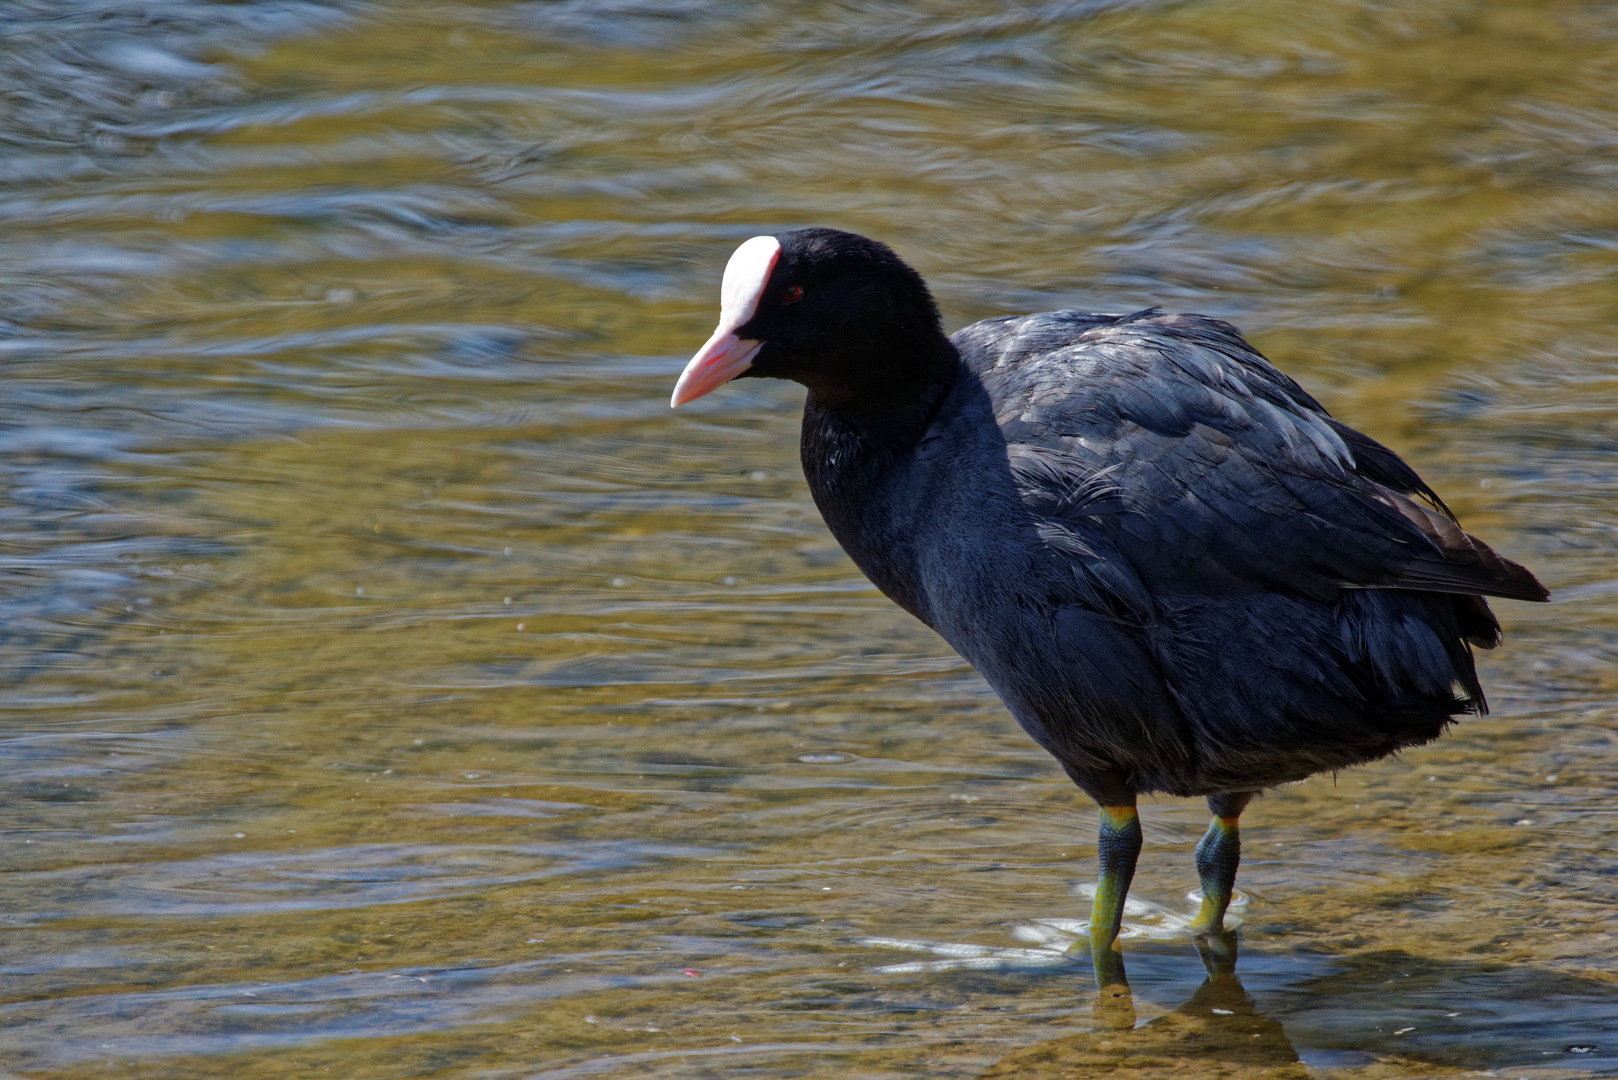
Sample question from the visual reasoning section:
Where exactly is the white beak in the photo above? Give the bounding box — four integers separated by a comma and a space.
671, 235, 780, 407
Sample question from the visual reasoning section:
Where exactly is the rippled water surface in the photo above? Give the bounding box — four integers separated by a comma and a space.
3, 1, 1617, 1076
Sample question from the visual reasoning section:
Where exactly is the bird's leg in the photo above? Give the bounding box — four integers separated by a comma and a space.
1088, 801, 1141, 988
1188, 791, 1254, 935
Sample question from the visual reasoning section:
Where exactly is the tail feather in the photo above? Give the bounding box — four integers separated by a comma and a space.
1376, 489, 1549, 602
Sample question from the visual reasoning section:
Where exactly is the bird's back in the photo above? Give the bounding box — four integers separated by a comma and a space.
899, 309, 1547, 797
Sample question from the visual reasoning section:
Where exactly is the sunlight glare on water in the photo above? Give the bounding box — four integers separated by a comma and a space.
1, 1, 1617, 1077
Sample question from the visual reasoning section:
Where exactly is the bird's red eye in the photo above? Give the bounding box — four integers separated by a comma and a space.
782, 285, 804, 303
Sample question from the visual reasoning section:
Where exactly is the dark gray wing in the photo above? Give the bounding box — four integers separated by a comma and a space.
956, 310, 1548, 613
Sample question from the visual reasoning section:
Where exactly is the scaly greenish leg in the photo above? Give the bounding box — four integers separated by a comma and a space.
1188, 791, 1253, 935
1088, 803, 1141, 988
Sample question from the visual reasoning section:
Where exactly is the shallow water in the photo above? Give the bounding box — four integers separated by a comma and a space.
1, 1, 1616, 1076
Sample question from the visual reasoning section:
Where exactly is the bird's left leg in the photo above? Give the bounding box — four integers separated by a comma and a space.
1188, 791, 1255, 935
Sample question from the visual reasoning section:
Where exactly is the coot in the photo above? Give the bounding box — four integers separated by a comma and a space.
671, 228, 1546, 983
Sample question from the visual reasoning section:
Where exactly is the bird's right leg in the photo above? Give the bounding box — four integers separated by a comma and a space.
1059, 768, 1142, 988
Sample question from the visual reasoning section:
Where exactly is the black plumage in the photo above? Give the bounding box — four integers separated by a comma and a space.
672, 227, 1546, 967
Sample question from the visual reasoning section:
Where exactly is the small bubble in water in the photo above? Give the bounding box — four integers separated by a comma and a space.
609, 577, 631, 587
233, 833, 246, 839
720, 575, 742, 586
797, 751, 855, 764
1570, 1046, 1596, 1053
1545, 774, 1558, 782
355, 587, 364, 596
504, 597, 512, 604
1211, 1008, 1233, 1015
1515, 818, 1534, 826
747, 470, 770, 481
516, 624, 526, 631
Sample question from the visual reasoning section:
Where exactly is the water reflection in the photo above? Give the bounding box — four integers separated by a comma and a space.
984, 934, 1311, 1079
983, 935, 1618, 1078
868, 910, 1618, 1076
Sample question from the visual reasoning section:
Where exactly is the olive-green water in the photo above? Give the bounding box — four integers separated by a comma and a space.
2, 2, 1616, 1077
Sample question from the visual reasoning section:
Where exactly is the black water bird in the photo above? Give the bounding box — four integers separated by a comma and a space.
671, 228, 1547, 984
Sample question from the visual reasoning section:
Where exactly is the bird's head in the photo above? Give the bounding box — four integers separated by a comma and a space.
671, 228, 944, 409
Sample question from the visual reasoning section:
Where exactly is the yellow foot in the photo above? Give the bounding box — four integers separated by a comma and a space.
1187, 898, 1226, 935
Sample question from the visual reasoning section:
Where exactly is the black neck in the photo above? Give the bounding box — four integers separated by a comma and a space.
802, 332, 959, 454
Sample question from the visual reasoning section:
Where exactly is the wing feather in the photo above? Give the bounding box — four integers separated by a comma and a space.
966, 311, 1547, 609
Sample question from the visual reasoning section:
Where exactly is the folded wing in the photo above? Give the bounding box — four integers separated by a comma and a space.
960, 310, 1547, 631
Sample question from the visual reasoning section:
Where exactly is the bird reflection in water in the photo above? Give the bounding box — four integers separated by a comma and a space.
864, 895, 1309, 1074
984, 932, 1310, 1079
